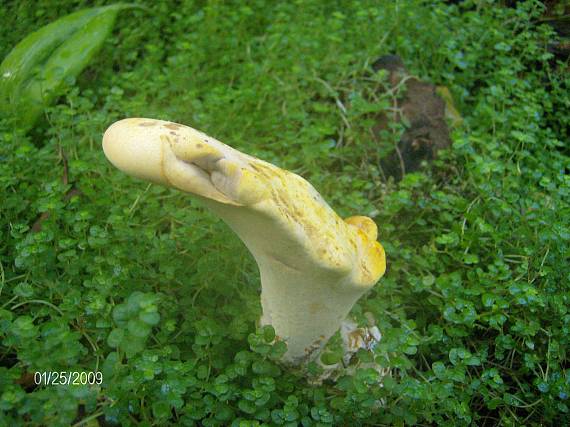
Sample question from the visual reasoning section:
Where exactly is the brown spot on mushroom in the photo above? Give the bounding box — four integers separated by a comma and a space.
169, 131, 177, 136
139, 121, 157, 127
196, 143, 203, 148
309, 303, 323, 314
164, 123, 182, 130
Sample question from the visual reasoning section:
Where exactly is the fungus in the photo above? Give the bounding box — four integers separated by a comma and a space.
102, 118, 386, 365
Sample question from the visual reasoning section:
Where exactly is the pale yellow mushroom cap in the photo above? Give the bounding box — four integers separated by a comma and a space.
102, 118, 244, 205
345, 216, 386, 286
103, 118, 387, 288
103, 118, 169, 186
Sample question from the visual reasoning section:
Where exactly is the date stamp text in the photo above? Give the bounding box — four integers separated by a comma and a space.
34, 371, 103, 386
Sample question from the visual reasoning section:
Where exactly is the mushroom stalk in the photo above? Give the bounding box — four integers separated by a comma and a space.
102, 118, 386, 365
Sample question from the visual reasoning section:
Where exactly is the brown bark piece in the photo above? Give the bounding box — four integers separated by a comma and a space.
372, 55, 454, 181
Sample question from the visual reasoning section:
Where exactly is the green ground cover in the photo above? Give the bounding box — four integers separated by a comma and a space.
0, 0, 568, 425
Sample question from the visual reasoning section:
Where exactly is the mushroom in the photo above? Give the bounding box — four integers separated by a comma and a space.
102, 118, 386, 365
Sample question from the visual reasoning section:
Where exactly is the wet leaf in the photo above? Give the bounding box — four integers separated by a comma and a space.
0, 4, 139, 130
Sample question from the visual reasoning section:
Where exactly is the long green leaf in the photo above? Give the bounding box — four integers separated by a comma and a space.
0, 4, 138, 130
